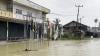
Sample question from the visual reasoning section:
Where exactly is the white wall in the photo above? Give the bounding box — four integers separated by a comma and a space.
13, 3, 43, 23
13, 0, 50, 13
0, 0, 46, 23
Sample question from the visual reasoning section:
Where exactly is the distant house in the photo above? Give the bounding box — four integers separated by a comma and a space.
63, 21, 89, 33
63, 21, 100, 37
89, 27, 100, 33
88, 27, 100, 37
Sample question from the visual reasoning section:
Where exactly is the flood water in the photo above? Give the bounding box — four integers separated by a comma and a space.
0, 38, 100, 56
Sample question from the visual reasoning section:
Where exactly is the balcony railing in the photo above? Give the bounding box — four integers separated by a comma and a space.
0, 10, 13, 19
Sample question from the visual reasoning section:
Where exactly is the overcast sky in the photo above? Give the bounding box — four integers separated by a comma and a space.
31, 0, 100, 27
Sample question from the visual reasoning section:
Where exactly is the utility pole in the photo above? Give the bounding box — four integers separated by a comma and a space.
75, 5, 83, 29
75, 5, 83, 37
80, 16, 84, 25
75, 5, 83, 22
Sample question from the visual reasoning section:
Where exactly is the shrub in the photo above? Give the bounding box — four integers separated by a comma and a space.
61, 32, 81, 40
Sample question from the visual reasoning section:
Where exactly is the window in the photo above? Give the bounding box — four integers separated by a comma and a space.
16, 9, 22, 14
27, 12, 32, 17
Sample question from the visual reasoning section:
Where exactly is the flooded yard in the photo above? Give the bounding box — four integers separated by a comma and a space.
0, 39, 100, 56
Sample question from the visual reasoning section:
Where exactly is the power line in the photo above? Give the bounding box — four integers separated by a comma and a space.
48, 13, 76, 17
73, 0, 86, 6
79, 0, 87, 6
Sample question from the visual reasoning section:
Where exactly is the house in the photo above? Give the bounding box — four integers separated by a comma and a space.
88, 27, 100, 37
0, 0, 50, 40
63, 21, 89, 33
89, 27, 100, 33
63, 21, 100, 37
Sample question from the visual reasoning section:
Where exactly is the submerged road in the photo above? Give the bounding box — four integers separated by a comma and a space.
0, 38, 100, 56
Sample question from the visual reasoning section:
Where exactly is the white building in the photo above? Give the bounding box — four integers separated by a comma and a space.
0, 0, 50, 40
89, 27, 100, 33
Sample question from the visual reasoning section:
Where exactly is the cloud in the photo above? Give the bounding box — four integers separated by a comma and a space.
31, 0, 100, 27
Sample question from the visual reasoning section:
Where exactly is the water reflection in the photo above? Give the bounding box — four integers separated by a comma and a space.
48, 39, 100, 56
0, 39, 100, 56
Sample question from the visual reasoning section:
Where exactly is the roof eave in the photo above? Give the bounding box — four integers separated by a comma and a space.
13, 0, 50, 13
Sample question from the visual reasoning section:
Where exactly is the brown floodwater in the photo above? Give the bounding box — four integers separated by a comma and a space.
0, 38, 100, 56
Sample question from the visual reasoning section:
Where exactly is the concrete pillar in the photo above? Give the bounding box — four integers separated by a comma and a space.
24, 24, 26, 39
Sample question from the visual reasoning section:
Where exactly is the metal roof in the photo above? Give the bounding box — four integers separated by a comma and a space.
63, 21, 89, 27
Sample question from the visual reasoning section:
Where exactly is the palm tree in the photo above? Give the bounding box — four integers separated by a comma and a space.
94, 18, 98, 33
94, 18, 98, 27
